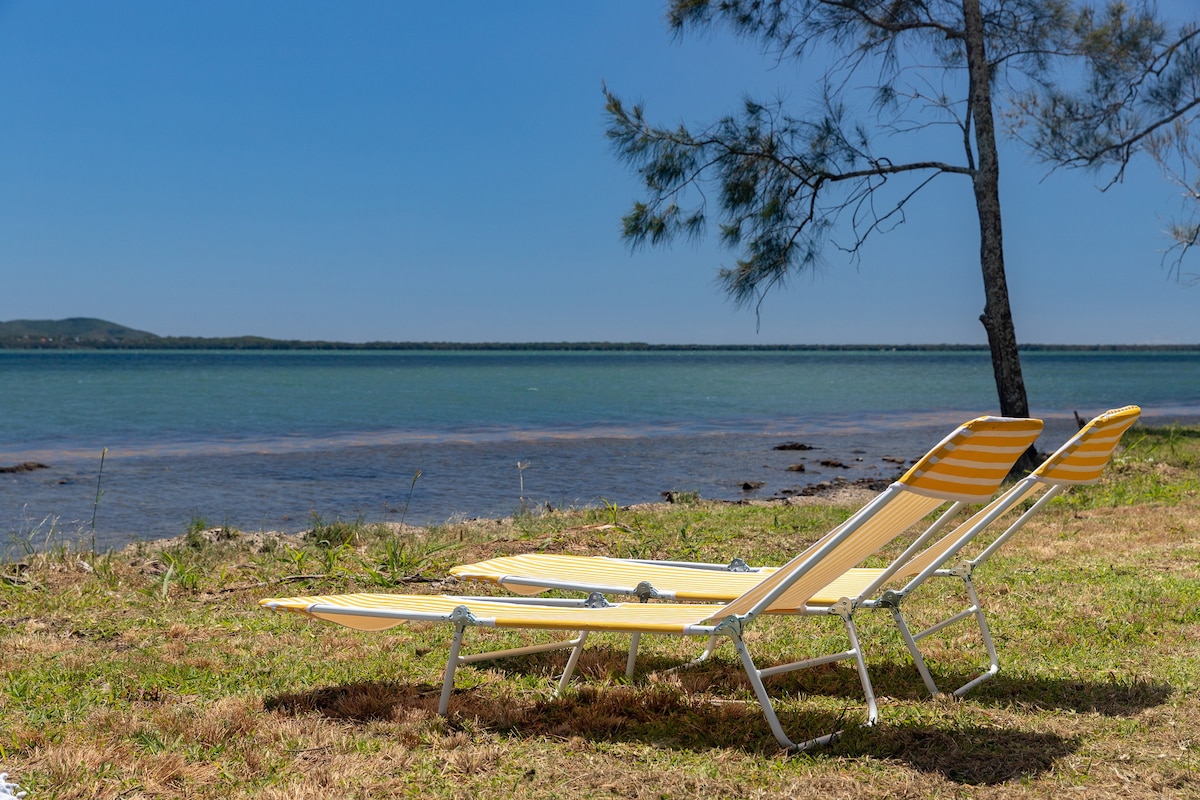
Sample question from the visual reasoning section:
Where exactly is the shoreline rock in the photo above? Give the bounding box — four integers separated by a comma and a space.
0, 462, 49, 474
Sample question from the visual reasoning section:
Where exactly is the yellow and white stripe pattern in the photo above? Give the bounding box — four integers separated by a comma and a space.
897, 416, 1044, 501
1033, 405, 1141, 485
717, 489, 944, 616
451, 552, 768, 599
262, 593, 728, 634
452, 553, 945, 606
893, 406, 1139, 575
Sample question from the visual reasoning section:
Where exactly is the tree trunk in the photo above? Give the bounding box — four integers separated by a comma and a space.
962, 0, 1038, 472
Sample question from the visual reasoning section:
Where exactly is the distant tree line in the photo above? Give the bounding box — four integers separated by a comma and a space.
2, 317, 1194, 351
1, 336, 1195, 353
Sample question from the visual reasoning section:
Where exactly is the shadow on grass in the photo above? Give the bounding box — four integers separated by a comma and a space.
264, 643, 1169, 735
847, 723, 1078, 785
626, 651, 1173, 718
264, 676, 877, 756
859, 660, 1174, 716
964, 673, 1173, 716
265, 680, 446, 720
263, 666, 1078, 784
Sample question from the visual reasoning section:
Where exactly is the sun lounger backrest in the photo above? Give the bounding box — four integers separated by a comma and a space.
716, 416, 1044, 619
896, 416, 1046, 502
896, 405, 1141, 579
1031, 405, 1141, 486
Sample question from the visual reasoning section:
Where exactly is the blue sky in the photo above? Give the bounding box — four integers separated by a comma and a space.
1, 1, 1197, 345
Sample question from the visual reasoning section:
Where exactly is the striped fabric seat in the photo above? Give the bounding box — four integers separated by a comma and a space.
261, 415, 1045, 752
451, 554, 895, 605
266, 592, 728, 634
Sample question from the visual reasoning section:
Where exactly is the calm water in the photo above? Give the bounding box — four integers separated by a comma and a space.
2, 349, 1197, 549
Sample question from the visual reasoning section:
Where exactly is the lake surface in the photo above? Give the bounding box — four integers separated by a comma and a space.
2, 349, 1197, 550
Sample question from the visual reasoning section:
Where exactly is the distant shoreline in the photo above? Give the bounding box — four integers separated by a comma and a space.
1, 318, 1197, 351
7, 341, 1199, 352
6, 340, 1200, 354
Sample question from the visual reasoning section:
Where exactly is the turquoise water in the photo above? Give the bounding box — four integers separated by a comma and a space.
2, 349, 1196, 548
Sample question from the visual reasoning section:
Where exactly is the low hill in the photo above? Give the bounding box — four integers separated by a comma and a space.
0, 318, 160, 346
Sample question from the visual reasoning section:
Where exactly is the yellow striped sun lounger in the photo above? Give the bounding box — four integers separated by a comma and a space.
452, 406, 1141, 698
262, 415, 1043, 752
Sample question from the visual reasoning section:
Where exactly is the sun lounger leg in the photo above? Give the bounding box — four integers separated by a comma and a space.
887, 565, 1003, 698
657, 633, 719, 676
837, 607, 878, 726
730, 627, 847, 752
952, 576, 1000, 697
632, 624, 719, 679
556, 631, 590, 695
625, 632, 641, 678
439, 622, 469, 716
728, 629, 798, 751
891, 598, 996, 697
888, 602, 943, 697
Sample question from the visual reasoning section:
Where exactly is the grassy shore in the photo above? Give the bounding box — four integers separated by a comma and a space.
2, 426, 1199, 799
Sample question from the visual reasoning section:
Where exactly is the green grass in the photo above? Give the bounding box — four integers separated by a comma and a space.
1, 423, 1198, 798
